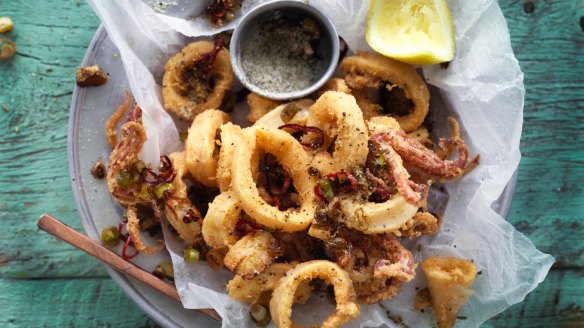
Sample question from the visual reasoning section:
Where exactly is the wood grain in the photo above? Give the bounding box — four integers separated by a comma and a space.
0, 278, 158, 328
0, 0, 582, 327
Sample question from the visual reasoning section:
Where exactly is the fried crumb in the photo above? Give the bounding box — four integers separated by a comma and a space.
91, 160, 106, 179
76, 64, 108, 87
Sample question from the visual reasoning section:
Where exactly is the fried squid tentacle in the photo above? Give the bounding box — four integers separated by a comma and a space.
126, 205, 165, 254
371, 135, 423, 204
106, 121, 147, 206
325, 228, 416, 304
105, 95, 132, 148
373, 128, 471, 179
373, 235, 416, 282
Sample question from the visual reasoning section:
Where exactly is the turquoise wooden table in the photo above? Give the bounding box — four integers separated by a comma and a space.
0, 0, 582, 327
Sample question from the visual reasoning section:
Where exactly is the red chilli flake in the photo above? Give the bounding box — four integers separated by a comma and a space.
197, 37, 224, 68
326, 171, 359, 193
314, 184, 324, 199
207, 0, 230, 22
235, 217, 262, 236
278, 124, 325, 149
122, 235, 139, 260
140, 167, 161, 185
140, 156, 176, 185
370, 187, 391, 203
264, 154, 292, 210
158, 155, 176, 183
314, 171, 360, 201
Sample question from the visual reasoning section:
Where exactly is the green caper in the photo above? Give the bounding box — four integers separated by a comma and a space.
374, 154, 386, 168
101, 226, 121, 247
183, 247, 200, 263
318, 179, 334, 202
138, 184, 151, 201
280, 102, 300, 123
250, 303, 271, 326
155, 183, 174, 199
224, 11, 235, 22
116, 169, 138, 187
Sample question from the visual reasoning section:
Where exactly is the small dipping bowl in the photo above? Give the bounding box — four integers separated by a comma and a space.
230, 0, 339, 100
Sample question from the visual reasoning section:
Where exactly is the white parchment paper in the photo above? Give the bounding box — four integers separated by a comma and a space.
86, 0, 554, 327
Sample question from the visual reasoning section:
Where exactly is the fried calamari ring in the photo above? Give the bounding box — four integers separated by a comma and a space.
168, 151, 189, 198
336, 194, 419, 234
126, 205, 164, 255
202, 191, 241, 248
162, 41, 233, 120
253, 99, 314, 129
185, 109, 230, 187
231, 126, 317, 232
227, 263, 313, 305
107, 121, 147, 207
269, 260, 360, 328
246, 92, 283, 123
216, 122, 243, 192
367, 116, 401, 135
317, 77, 351, 96
306, 91, 369, 174
165, 150, 206, 244
224, 230, 283, 279
341, 52, 429, 132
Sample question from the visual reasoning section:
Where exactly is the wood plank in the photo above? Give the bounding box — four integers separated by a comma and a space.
486, 268, 584, 328
499, 0, 584, 268
0, 278, 156, 327
0, 0, 104, 278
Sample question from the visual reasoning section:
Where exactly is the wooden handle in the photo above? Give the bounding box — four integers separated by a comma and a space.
38, 214, 221, 322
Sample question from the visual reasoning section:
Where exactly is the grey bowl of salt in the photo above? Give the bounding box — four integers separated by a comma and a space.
230, 0, 340, 100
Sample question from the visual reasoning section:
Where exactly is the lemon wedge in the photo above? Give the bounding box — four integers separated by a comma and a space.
366, 0, 455, 66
